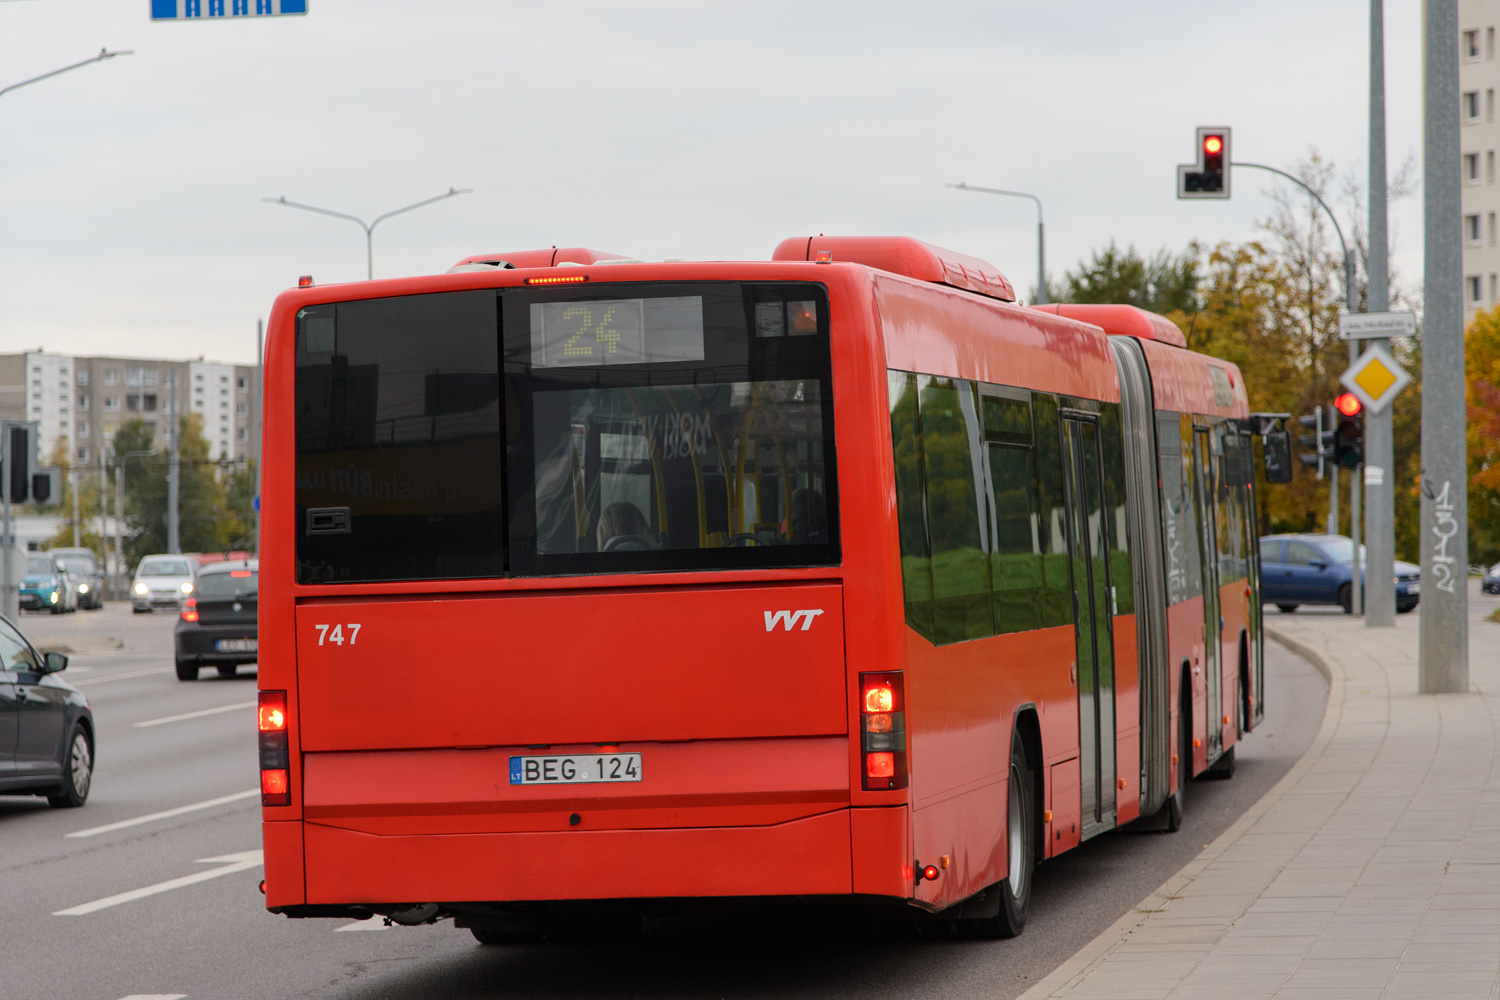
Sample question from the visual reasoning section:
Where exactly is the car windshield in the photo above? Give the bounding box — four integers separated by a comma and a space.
196, 571, 257, 601
1317, 538, 1367, 564
60, 558, 94, 574
26, 556, 53, 575
140, 560, 191, 577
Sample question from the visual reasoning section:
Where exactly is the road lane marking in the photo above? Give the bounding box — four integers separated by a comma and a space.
134, 700, 257, 728
335, 914, 390, 932
53, 850, 263, 916
66, 789, 259, 839
115, 995, 188, 999
75, 666, 173, 685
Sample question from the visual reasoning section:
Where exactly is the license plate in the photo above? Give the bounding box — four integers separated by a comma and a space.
216, 638, 257, 653
509, 753, 642, 785
1406, 583, 1420, 594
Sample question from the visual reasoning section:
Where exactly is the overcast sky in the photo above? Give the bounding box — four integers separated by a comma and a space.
0, 1, 1426, 366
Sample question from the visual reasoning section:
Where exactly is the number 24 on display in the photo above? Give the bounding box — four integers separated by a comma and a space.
313, 623, 362, 646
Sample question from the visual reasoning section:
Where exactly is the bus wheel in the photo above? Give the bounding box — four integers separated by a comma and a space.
962, 730, 1034, 938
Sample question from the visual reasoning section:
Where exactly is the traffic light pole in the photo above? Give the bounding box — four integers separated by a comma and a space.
1419, 0, 1468, 692
1365, 0, 1396, 628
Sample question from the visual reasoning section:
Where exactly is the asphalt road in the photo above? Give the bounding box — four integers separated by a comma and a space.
0, 600, 1342, 1000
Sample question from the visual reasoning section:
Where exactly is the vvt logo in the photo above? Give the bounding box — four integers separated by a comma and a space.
764, 609, 825, 632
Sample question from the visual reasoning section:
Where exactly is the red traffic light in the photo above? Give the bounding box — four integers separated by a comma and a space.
1335, 392, 1362, 417
1204, 135, 1224, 155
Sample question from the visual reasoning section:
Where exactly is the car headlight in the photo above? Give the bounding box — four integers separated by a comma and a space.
134, 582, 148, 595
181, 581, 193, 594
49, 591, 59, 603
78, 583, 89, 594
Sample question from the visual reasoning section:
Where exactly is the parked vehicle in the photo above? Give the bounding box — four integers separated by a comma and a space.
1483, 563, 1500, 595
20, 554, 77, 614
131, 555, 196, 613
0, 614, 92, 807
1259, 534, 1420, 614
50, 548, 105, 610
174, 559, 257, 680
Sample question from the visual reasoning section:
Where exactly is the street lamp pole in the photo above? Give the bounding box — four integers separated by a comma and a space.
262, 188, 474, 280
0, 48, 133, 101
946, 182, 1047, 304
114, 449, 154, 597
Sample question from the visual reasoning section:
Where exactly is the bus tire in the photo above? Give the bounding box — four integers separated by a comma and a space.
1164, 674, 1191, 833
962, 729, 1034, 939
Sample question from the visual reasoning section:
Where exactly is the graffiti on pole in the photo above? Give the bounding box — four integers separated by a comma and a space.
1423, 474, 1460, 593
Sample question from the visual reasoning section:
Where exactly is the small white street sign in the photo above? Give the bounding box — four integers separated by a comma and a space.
1339, 310, 1417, 340
1340, 343, 1412, 414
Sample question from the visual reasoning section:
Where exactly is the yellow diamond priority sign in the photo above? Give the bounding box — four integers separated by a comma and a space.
1339, 343, 1410, 414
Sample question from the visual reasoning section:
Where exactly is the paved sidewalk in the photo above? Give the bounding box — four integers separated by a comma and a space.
1019, 591, 1500, 1000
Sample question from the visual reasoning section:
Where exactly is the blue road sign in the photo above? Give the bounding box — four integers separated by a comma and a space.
151, 0, 306, 19
252, 494, 260, 514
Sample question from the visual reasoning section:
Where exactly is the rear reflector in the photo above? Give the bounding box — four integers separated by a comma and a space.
180, 597, 197, 622
259, 690, 290, 805
859, 671, 908, 791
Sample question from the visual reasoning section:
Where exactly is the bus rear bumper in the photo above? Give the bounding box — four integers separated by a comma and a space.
302, 809, 855, 905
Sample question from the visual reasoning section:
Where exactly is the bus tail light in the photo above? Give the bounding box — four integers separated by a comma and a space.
258, 690, 290, 806
180, 598, 198, 622
859, 671, 907, 791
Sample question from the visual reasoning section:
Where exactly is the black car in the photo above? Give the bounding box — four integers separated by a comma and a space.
1484, 563, 1500, 595
0, 615, 93, 807
174, 560, 257, 681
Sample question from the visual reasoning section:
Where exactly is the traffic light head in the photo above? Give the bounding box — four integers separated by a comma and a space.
1178, 126, 1232, 199
1333, 395, 1364, 468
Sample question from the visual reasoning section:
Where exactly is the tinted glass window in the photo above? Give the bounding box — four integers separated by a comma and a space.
889, 371, 932, 638
919, 377, 992, 643
1157, 412, 1202, 604
1032, 393, 1073, 627
1259, 540, 1283, 563
295, 291, 503, 583
1319, 538, 1359, 564
139, 560, 191, 576
1100, 402, 1132, 615
505, 283, 837, 576
0, 620, 38, 670
60, 558, 95, 575
27, 557, 53, 575
1285, 541, 1322, 566
197, 572, 257, 601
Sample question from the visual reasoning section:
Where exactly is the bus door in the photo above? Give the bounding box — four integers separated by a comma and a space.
1190, 427, 1222, 758
1061, 414, 1116, 838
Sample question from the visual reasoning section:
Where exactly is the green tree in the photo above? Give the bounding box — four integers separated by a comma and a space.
1056, 241, 1201, 315
111, 415, 245, 568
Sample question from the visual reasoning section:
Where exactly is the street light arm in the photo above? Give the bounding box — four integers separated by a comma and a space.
0, 48, 134, 101
261, 196, 372, 235
1231, 161, 1348, 261
946, 182, 1043, 224
367, 187, 473, 235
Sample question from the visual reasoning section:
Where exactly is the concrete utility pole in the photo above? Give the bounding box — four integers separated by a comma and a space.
1419, 0, 1469, 692
71, 466, 80, 547
167, 373, 180, 554
1366, 0, 1397, 627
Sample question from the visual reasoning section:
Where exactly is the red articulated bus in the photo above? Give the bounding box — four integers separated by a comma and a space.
258, 236, 1270, 939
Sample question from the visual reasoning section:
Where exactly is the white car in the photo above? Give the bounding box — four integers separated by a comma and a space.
131, 555, 197, 613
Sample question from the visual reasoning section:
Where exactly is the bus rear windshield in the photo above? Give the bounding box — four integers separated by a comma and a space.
295, 282, 838, 583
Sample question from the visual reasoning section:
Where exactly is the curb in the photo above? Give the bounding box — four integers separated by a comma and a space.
1015, 623, 1344, 1000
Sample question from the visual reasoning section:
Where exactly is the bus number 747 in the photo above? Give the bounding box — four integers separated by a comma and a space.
313, 623, 362, 646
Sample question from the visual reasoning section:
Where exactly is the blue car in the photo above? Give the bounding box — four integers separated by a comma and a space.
20, 554, 77, 614
1259, 533, 1420, 614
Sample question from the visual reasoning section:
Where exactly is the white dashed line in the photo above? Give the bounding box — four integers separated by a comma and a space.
54, 850, 263, 916
66, 789, 259, 839
134, 700, 256, 728
75, 666, 173, 685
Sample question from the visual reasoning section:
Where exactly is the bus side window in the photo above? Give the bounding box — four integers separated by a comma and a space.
918, 377, 994, 644
1033, 393, 1073, 628
888, 371, 933, 639
982, 384, 1040, 635
1100, 402, 1132, 615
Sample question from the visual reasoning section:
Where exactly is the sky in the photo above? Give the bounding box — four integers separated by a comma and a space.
0, 1, 1427, 366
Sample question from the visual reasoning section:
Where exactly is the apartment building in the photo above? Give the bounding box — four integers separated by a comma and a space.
0, 352, 259, 471
1461, 5, 1500, 319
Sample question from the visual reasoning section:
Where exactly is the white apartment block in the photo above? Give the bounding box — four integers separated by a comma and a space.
0, 352, 259, 472
1461, 5, 1500, 319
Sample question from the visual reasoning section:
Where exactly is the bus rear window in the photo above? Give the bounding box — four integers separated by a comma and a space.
295, 282, 837, 583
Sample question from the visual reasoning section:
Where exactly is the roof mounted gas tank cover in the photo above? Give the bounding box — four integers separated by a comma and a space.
771, 236, 1016, 302
1030, 303, 1189, 349
447, 247, 631, 273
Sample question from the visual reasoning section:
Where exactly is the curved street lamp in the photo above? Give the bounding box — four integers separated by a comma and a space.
262, 188, 474, 280
0, 49, 134, 101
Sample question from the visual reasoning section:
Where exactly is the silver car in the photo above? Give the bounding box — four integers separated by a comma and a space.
131, 556, 197, 613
